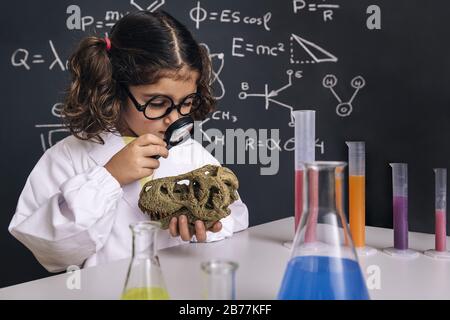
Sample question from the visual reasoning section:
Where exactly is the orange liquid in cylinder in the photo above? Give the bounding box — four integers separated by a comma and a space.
349, 176, 365, 247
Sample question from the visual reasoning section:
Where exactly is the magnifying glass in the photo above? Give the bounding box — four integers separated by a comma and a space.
152, 116, 194, 159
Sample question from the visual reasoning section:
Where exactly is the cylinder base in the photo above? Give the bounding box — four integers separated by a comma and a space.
383, 247, 419, 259
356, 246, 378, 257
424, 249, 450, 260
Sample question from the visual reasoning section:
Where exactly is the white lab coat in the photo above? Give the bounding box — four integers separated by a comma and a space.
9, 131, 249, 272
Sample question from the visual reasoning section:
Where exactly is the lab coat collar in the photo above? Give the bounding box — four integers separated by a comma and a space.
88, 131, 142, 213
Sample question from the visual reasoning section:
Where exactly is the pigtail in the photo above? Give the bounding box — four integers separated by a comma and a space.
62, 36, 122, 144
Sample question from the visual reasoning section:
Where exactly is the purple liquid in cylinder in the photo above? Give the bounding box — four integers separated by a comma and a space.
393, 196, 408, 250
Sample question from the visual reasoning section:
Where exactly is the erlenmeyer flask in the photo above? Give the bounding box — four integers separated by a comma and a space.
278, 161, 369, 300
201, 260, 238, 300
121, 221, 170, 300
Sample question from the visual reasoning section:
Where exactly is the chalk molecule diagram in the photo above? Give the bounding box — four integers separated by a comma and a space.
239, 70, 303, 127
200, 43, 225, 100
198, 111, 238, 143
322, 74, 366, 117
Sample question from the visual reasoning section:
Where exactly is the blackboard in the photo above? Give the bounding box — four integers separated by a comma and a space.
1, 0, 449, 287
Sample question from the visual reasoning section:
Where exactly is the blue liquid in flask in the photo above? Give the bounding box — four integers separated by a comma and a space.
278, 256, 369, 300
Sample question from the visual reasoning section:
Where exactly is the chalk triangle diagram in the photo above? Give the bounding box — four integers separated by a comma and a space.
290, 33, 338, 64
130, 0, 165, 12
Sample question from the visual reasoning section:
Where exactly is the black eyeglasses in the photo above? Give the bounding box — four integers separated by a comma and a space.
125, 88, 203, 120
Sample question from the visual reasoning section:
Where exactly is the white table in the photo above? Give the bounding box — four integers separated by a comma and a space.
1, 217, 449, 300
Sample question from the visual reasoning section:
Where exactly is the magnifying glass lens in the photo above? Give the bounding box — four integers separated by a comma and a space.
152, 117, 194, 160
170, 123, 193, 144
164, 117, 194, 147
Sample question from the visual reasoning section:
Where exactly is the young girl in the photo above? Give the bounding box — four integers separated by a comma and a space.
9, 10, 248, 273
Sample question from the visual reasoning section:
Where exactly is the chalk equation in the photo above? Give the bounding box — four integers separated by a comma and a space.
66, 5, 125, 32
239, 70, 303, 127
190, 1, 271, 31
244, 136, 325, 154
11, 41, 67, 71
35, 103, 70, 152
196, 129, 325, 154
231, 33, 337, 64
232, 37, 285, 58
293, 0, 340, 22
66, 1, 165, 31
322, 74, 366, 117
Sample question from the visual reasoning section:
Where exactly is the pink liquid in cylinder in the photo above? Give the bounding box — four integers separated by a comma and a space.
295, 170, 304, 231
435, 210, 447, 252
304, 170, 319, 243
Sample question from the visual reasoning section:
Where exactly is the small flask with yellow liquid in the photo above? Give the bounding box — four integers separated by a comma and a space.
121, 221, 170, 300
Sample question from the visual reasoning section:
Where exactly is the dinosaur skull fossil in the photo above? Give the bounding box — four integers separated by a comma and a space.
138, 165, 239, 232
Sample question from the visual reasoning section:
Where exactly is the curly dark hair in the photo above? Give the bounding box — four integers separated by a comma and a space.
62, 10, 216, 144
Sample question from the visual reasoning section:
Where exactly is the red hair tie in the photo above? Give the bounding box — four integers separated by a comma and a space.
104, 36, 112, 51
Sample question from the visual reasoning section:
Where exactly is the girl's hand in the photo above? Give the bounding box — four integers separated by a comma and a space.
168, 215, 222, 242
104, 134, 169, 186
